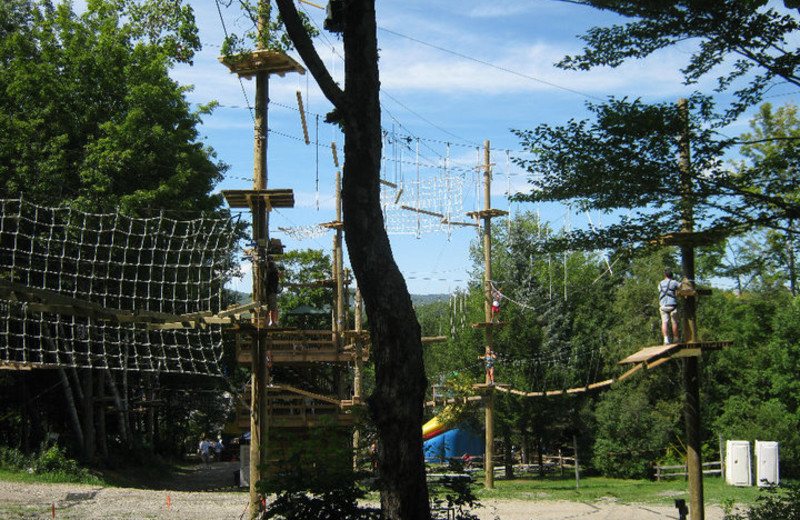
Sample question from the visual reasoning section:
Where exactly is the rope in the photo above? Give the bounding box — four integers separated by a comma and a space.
0, 198, 237, 375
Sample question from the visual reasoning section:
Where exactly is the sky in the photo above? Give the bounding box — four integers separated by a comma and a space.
167, 0, 798, 295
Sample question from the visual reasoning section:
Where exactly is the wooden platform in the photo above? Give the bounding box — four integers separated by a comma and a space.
234, 384, 355, 429
470, 321, 509, 329
218, 49, 306, 79
221, 189, 294, 210
618, 341, 731, 366
465, 209, 509, 220
472, 383, 510, 390
238, 346, 368, 365
319, 220, 344, 230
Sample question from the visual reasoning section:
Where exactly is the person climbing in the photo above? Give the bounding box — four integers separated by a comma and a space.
491, 287, 502, 323
480, 346, 496, 385
658, 269, 680, 344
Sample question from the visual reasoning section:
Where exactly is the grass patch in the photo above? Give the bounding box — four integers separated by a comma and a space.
472, 474, 766, 507
0, 467, 103, 486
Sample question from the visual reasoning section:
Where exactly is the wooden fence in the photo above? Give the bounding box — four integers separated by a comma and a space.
655, 461, 722, 481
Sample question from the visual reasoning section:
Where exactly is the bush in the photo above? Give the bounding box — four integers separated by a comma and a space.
723, 482, 800, 520
429, 458, 481, 520
0, 444, 99, 483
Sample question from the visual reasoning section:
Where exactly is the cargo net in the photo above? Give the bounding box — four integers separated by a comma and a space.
0, 198, 239, 375
381, 173, 467, 236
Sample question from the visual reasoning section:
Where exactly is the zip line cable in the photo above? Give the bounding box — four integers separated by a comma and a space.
377, 26, 605, 102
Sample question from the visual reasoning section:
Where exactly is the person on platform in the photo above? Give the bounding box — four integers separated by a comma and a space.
265, 257, 282, 326
480, 346, 496, 385
658, 269, 680, 345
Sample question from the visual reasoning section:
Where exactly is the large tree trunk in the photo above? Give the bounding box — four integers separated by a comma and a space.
276, 1, 430, 518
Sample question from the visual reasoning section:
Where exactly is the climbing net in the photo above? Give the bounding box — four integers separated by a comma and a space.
381, 173, 467, 236
0, 198, 239, 375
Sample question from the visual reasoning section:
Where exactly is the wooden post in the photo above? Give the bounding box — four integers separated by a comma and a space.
250, 3, 270, 517
481, 140, 496, 489
573, 435, 580, 489
678, 97, 704, 520
334, 171, 344, 346
82, 368, 95, 460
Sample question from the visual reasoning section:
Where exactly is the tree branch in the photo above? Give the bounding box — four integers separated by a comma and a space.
275, 0, 345, 108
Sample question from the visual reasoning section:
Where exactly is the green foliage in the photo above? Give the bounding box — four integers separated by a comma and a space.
429, 459, 482, 520
592, 383, 682, 479
558, 1, 800, 121
258, 421, 379, 520
723, 482, 800, 520
0, 444, 100, 484
219, 0, 318, 55
278, 249, 333, 330
510, 95, 781, 253
0, 0, 226, 215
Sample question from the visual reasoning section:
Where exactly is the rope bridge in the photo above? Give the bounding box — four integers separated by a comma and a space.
0, 198, 239, 375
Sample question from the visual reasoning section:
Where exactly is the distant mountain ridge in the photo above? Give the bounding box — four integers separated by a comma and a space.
411, 294, 448, 306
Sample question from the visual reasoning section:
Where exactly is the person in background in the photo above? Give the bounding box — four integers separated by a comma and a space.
658, 269, 680, 345
214, 435, 224, 461
198, 433, 212, 466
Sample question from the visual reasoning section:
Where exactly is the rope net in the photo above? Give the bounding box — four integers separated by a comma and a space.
381, 174, 467, 236
0, 198, 239, 375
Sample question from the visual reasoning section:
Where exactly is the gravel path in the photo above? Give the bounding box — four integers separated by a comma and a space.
0, 462, 733, 520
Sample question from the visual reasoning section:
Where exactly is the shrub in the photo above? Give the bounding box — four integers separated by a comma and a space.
723, 482, 800, 520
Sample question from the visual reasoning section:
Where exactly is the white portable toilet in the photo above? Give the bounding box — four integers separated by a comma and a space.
755, 441, 779, 487
726, 440, 752, 486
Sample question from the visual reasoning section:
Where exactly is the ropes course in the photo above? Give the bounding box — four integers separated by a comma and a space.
0, 198, 239, 375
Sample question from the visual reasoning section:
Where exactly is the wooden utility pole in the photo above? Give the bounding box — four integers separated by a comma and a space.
219, 2, 305, 515
481, 141, 496, 489
249, 4, 270, 515
334, 171, 345, 345
466, 140, 508, 489
678, 97, 704, 520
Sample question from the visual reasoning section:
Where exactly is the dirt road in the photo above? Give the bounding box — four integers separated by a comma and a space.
0, 462, 734, 519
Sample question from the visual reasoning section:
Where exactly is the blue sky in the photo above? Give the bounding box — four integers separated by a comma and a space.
168, 0, 797, 295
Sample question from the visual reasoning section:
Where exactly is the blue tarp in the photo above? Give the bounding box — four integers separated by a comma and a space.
423, 427, 484, 463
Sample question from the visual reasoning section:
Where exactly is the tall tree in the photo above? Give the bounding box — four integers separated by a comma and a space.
736, 102, 800, 295
512, 95, 800, 254
557, 0, 800, 120
275, 1, 430, 518
0, 0, 224, 215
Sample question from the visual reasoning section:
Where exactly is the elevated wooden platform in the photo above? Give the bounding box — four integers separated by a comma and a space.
319, 220, 344, 230
235, 384, 355, 429
221, 189, 294, 210
235, 328, 370, 364
238, 346, 368, 365
618, 341, 731, 366
472, 383, 510, 390
470, 321, 509, 329
218, 49, 305, 79
466, 209, 508, 220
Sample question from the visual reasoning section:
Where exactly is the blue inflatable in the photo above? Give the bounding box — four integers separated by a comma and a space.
423, 427, 484, 463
